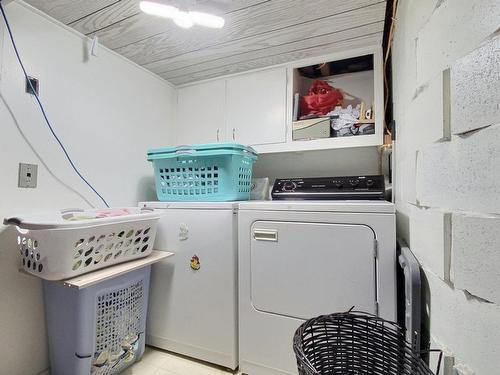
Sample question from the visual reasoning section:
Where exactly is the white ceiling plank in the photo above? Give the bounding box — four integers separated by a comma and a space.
207, 0, 271, 12
183, 0, 271, 13
93, 0, 384, 50
24, 0, 119, 25
138, 2, 385, 74
68, 0, 140, 34
26, 0, 387, 85
162, 23, 384, 79
166, 31, 384, 85
68, 0, 268, 36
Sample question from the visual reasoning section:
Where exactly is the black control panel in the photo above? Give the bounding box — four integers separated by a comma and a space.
271, 175, 386, 200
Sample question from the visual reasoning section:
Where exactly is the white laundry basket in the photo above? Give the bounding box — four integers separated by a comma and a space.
44, 266, 151, 375
3, 207, 162, 280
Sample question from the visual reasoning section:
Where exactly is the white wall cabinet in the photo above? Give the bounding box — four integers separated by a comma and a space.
176, 80, 226, 144
174, 45, 384, 153
176, 68, 287, 147
226, 68, 287, 146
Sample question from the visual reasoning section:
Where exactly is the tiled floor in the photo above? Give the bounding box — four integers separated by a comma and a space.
122, 346, 242, 375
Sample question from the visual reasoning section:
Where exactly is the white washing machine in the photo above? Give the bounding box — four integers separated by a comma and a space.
238, 200, 396, 375
140, 201, 239, 370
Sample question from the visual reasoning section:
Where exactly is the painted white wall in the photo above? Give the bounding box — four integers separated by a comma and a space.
0, 2, 175, 374
392, 0, 500, 373
253, 146, 380, 184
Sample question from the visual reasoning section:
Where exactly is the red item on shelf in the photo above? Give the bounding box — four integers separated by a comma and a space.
300, 80, 343, 116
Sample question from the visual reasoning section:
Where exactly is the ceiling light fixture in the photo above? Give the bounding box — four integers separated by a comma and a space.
188, 11, 225, 29
139, 1, 225, 29
139, 1, 177, 18
173, 10, 194, 29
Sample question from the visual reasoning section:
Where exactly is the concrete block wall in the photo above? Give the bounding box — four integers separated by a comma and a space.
450, 36, 500, 135
451, 214, 500, 305
416, 125, 500, 213
392, 0, 500, 373
409, 207, 451, 281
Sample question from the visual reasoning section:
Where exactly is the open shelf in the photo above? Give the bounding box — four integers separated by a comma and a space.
252, 45, 384, 154
292, 54, 376, 141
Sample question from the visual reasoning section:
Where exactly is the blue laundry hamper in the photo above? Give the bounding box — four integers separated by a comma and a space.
148, 143, 258, 201
44, 267, 151, 375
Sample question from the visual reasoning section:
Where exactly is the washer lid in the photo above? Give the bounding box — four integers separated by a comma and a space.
238, 200, 395, 213
140, 201, 240, 210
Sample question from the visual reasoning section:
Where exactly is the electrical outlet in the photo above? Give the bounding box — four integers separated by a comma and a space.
26, 76, 40, 96
18, 163, 38, 188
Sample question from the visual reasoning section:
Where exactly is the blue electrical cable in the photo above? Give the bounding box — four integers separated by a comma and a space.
0, 1, 110, 207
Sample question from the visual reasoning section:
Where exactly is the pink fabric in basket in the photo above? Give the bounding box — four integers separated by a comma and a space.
95, 208, 131, 218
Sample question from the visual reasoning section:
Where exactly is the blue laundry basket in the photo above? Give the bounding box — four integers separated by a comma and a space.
147, 143, 258, 201
44, 267, 151, 375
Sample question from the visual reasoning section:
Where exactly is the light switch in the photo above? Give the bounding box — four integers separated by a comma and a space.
18, 163, 38, 188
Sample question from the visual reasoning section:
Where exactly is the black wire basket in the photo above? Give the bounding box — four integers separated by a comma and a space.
293, 311, 440, 375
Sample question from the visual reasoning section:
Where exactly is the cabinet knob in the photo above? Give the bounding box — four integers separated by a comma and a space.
216, 128, 220, 142
232, 128, 235, 141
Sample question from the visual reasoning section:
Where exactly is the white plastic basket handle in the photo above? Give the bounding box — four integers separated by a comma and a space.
60, 208, 85, 214
3, 208, 85, 227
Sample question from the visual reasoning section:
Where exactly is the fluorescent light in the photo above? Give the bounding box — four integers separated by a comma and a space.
188, 11, 225, 29
139, 1, 225, 29
139, 1, 177, 19
173, 10, 194, 29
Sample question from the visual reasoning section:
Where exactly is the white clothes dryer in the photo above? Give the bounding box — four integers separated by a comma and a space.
238, 201, 396, 375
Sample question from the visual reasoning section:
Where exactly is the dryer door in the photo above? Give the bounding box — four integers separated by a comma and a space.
251, 221, 377, 319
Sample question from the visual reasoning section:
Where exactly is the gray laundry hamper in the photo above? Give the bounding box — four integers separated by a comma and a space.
44, 266, 151, 375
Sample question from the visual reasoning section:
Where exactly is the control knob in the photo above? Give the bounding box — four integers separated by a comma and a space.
282, 181, 297, 192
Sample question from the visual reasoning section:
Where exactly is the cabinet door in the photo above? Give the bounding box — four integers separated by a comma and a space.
176, 80, 226, 144
227, 68, 287, 146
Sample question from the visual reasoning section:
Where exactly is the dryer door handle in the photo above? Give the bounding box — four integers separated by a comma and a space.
253, 229, 278, 242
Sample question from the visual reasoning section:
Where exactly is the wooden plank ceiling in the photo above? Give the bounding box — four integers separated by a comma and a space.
25, 0, 386, 85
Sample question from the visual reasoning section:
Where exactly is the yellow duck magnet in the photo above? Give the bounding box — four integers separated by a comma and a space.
190, 255, 200, 270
